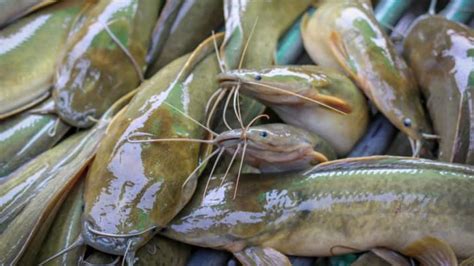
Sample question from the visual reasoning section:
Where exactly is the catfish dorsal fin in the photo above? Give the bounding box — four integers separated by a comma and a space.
402, 236, 458, 266
233, 246, 291, 266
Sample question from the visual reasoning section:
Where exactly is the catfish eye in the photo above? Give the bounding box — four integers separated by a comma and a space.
255, 75, 262, 81
260, 131, 268, 138
403, 118, 412, 127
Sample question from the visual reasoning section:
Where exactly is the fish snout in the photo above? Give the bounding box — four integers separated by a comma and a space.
82, 220, 149, 256
215, 130, 244, 148
54, 91, 97, 128
217, 73, 240, 87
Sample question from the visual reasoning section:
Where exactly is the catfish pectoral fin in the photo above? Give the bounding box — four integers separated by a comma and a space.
328, 32, 360, 85
371, 248, 411, 266
309, 92, 353, 114
311, 151, 329, 164
402, 236, 458, 266
351, 252, 391, 266
233, 247, 291, 266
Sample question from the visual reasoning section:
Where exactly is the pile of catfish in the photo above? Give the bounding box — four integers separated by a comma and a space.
1, 0, 473, 265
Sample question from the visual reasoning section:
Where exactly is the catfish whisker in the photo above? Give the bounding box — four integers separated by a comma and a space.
303, 164, 320, 175
122, 240, 133, 266
182, 148, 222, 188
127, 133, 215, 145
233, 141, 248, 199
236, 82, 244, 128
87, 225, 158, 238
422, 133, 440, 140
222, 86, 237, 130
102, 21, 144, 82
245, 114, 270, 133
163, 101, 218, 136
209, 17, 259, 132
212, 30, 226, 73
203, 31, 228, 127
220, 144, 241, 186
203, 148, 226, 198
206, 89, 227, 129
47, 117, 62, 137
233, 83, 244, 129
408, 138, 421, 158
243, 81, 348, 115
205, 88, 224, 116
238, 17, 259, 69
39, 236, 84, 265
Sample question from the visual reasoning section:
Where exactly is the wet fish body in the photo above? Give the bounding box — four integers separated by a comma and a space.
301, 1, 432, 145
0, 0, 58, 28
219, 65, 369, 156
0, 88, 134, 265
37, 179, 85, 266
53, 0, 160, 127
0, 0, 84, 119
404, 15, 474, 163
214, 123, 337, 173
0, 99, 69, 178
164, 156, 474, 263
146, 0, 224, 75
82, 35, 223, 256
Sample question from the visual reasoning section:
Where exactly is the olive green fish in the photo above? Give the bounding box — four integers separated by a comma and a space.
81, 34, 224, 261
301, 0, 432, 154
53, 0, 160, 128
0, 130, 93, 265
0, 99, 70, 178
218, 65, 369, 156
146, 0, 224, 76
215, 0, 312, 130
0, 0, 58, 28
163, 156, 474, 265
127, 122, 336, 175
0, 0, 84, 119
0, 89, 135, 265
206, 123, 337, 173
37, 179, 85, 266
404, 15, 474, 164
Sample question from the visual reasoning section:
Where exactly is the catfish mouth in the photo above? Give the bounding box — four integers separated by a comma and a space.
225, 143, 319, 168
216, 135, 326, 170
82, 220, 153, 256
54, 92, 97, 128
217, 73, 240, 88
215, 134, 242, 148
216, 133, 289, 152
218, 135, 308, 156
